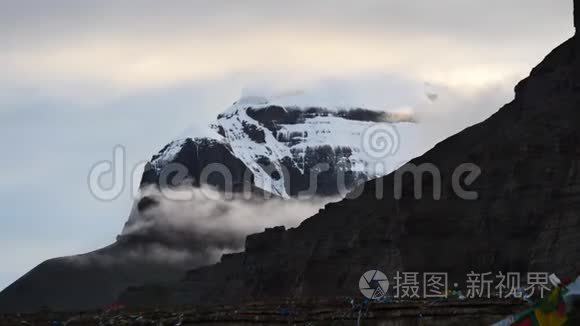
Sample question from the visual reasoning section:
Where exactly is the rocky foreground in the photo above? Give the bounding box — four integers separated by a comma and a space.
0, 299, 529, 326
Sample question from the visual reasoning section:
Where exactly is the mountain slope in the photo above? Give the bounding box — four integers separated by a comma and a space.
0, 242, 193, 313
120, 8, 580, 306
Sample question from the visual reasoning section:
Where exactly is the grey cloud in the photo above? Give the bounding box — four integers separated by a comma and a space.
101, 185, 336, 267
0, 1, 572, 96
0, 1, 573, 46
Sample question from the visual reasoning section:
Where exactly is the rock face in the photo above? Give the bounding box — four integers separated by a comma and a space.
576, 0, 579, 30
140, 138, 251, 191
120, 10, 580, 307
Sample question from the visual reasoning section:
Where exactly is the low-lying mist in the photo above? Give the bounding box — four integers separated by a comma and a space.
67, 186, 336, 270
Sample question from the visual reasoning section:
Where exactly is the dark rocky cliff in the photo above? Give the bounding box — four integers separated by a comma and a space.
120, 5, 580, 307
140, 138, 251, 191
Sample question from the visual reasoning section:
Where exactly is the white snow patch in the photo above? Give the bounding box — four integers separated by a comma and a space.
151, 139, 187, 170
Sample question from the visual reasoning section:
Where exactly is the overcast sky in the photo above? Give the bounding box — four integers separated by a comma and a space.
0, 0, 575, 290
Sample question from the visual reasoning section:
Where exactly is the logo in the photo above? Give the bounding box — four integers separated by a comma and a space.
361, 123, 400, 159
359, 270, 389, 299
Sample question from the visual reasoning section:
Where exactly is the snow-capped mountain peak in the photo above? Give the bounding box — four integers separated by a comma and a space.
147, 97, 420, 198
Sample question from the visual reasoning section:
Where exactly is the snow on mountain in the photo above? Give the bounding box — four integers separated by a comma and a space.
150, 138, 188, 170
217, 103, 295, 197
148, 96, 421, 197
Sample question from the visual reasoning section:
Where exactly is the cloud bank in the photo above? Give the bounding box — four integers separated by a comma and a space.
64, 186, 337, 268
